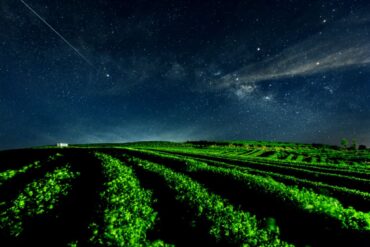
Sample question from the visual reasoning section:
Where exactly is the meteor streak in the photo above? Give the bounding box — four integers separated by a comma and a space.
20, 0, 94, 68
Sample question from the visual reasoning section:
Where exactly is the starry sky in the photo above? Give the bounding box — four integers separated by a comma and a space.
1, 0, 370, 150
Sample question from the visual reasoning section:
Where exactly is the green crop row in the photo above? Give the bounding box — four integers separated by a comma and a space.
229, 152, 370, 175
0, 164, 79, 236
124, 148, 370, 233
125, 155, 291, 247
89, 153, 167, 247
149, 148, 370, 192
0, 161, 41, 186
194, 144, 370, 163
0, 153, 63, 186
178, 154, 370, 212
217, 147, 364, 170
149, 147, 370, 172
231, 149, 370, 170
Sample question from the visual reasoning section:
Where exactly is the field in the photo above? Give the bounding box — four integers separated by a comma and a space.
0, 140, 370, 246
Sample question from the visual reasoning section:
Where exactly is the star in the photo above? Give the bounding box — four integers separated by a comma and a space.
263, 95, 272, 101
1, 0, 369, 150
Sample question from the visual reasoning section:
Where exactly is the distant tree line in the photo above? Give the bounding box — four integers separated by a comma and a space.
185, 140, 368, 150
340, 138, 367, 150
185, 141, 244, 148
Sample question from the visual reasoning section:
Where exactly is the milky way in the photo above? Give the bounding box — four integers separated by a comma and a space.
0, 0, 369, 150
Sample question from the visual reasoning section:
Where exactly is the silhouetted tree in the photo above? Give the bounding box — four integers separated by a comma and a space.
358, 145, 367, 150
351, 139, 357, 150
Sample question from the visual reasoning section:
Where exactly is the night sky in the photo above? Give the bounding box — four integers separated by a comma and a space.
1, 0, 370, 150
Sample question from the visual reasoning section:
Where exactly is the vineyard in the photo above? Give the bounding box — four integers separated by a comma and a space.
0, 141, 370, 246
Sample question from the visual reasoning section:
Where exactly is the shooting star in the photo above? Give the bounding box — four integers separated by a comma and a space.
20, 0, 94, 68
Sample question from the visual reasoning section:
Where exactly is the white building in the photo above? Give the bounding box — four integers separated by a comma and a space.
56, 143, 69, 147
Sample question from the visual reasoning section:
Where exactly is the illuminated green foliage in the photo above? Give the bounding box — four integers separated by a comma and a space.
203, 157, 370, 210
0, 153, 63, 187
67, 241, 78, 247
128, 156, 291, 246
125, 149, 370, 232
0, 165, 79, 236
0, 142, 369, 246
0, 161, 41, 186
89, 153, 169, 247
143, 145, 369, 171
